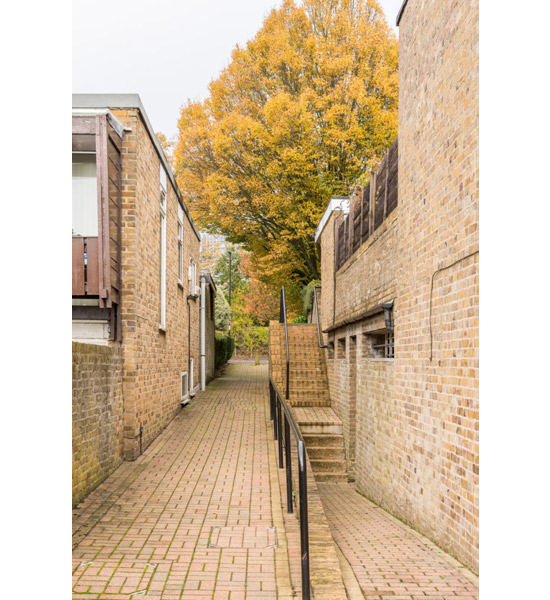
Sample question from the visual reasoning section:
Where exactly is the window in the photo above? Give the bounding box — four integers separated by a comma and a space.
177, 205, 184, 285
72, 153, 98, 236
189, 259, 197, 295
328, 340, 335, 359
181, 371, 189, 403
363, 331, 394, 359
159, 173, 167, 330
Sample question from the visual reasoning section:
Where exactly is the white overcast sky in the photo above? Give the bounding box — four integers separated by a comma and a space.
73, 0, 403, 141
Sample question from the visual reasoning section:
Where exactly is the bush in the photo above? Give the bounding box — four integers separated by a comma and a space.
292, 315, 307, 323
301, 280, 321, 318
215, 333, 235, 369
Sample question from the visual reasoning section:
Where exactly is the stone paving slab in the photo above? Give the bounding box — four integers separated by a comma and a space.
73, 363, 288, 600
317, 482, 479, 600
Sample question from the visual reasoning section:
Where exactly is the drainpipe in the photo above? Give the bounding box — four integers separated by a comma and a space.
200, 275, 206, 390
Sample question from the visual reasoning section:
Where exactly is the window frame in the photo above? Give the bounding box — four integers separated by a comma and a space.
181, 371, 189, 403
159, 179, 167, 331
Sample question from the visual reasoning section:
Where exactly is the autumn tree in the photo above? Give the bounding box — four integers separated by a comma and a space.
174, 0, 398, 301
156, 132, 176, 169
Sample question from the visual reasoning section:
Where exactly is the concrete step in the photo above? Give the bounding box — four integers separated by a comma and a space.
299, 422, 343, 435
303, 434, 345, 448
310, 458, 347, 473
313, 472, 349, 483
307, 446, 346, 460
289, 399, 331, 408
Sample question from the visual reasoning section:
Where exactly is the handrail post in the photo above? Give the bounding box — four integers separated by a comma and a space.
277, 397, 284, 469
313, 286, 328, 349
284, 414, 293, 513
298, 440, 310, 600
269, 380, 275, 422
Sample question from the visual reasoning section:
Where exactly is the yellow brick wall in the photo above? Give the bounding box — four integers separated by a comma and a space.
72, 342, 123, 506
318, 0, 479, 571
112, 109, 201, 460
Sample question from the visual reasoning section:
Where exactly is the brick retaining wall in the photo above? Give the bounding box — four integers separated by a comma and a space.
72, 341, 124, 506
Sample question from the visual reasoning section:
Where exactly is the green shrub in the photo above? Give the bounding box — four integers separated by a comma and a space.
301, 280, 321, 318
292, 315, 307, 323
215, 333, 235, 369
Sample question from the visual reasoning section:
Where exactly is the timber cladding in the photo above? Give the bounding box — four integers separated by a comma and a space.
72, 342, 123, 506
318, 0, 479, 572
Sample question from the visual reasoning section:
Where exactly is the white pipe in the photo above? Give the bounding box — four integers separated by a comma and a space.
200, 275, 206, 390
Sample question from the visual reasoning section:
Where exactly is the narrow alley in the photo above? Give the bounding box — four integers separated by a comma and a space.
73, 363, 288, 600
73, 362, 478, 600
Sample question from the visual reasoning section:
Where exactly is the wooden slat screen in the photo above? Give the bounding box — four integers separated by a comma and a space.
334, 137, 398, 272
72, 237, 85, 295
374, 153, 387, 231
352, 196, 362, 253
86, 237, 100, 295
336, 218, 348, 270
387, 138, 398, 215
72, 236, 99, 296
361, 184, 370, 243
107, 128, 122, 305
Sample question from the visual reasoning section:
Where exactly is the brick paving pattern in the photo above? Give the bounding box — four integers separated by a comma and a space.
318, 482, 478, 600
73, 363, 280, 600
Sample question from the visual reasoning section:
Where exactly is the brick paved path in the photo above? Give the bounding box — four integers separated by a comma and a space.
73, 363, 286, 600
318, 482, 478, 600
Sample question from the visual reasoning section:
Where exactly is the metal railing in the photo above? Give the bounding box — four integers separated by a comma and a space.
279, 286, 290, 400
313, 285, 328, 348
269, 378, 310, 600
269, 286, 311, 600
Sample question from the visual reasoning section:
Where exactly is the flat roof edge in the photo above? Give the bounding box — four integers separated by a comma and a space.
314, 197, 350, 243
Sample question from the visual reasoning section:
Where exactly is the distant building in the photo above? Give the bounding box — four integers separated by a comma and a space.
200, 232, 227, 275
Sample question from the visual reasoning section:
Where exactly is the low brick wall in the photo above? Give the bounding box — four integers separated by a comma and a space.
72, 342, 124, 506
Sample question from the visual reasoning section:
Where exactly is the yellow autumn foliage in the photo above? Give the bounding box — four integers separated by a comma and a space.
174, 0, 398, 297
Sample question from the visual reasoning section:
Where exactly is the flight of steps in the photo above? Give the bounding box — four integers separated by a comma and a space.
269, 322, 347, 483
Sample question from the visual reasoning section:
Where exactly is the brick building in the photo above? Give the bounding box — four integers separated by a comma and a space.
314, 0, 478, 571
72, 94, 215, 505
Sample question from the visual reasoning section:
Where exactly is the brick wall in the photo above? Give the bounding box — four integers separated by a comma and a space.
72, 342, 123, 506
318, 0, 478, 571
112, 108, 201, 460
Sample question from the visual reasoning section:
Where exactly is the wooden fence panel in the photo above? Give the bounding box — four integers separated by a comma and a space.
86, 237, 100, 295
387, 138, 398, 215
72, 237, 85, 295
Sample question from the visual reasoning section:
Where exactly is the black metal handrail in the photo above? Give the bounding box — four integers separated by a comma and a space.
279, 286, 290, 400
313, 285, 328, 348
269, 377, 310, 600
